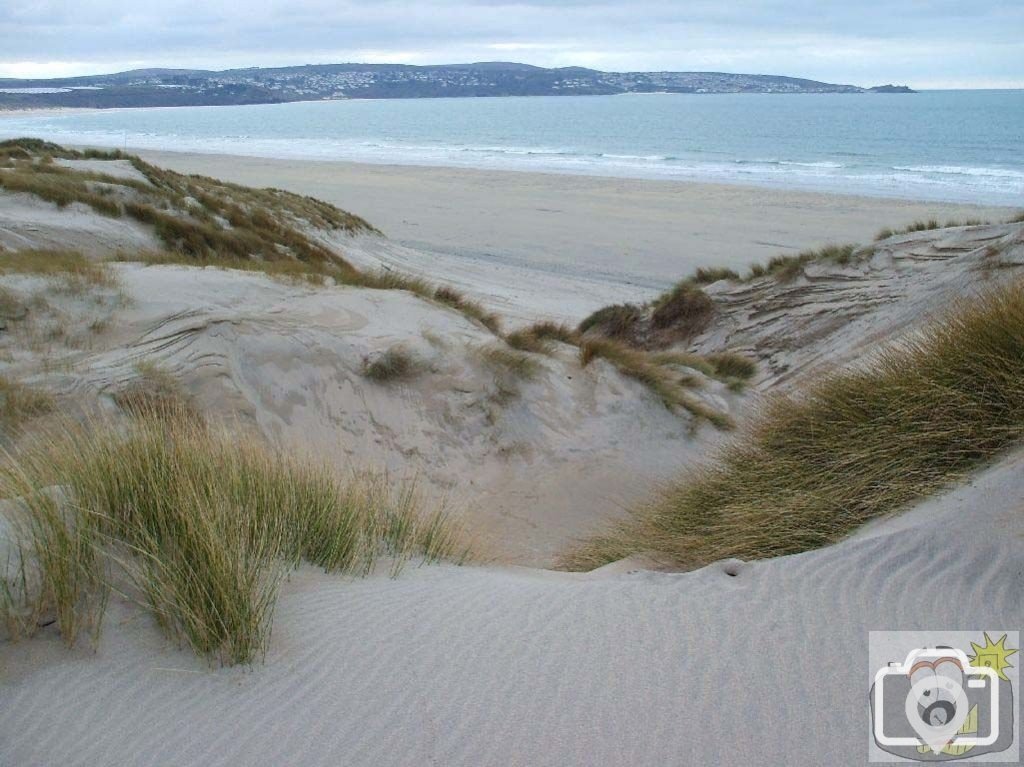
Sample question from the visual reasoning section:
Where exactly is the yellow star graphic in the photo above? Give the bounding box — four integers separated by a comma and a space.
968, 632, 1017, 682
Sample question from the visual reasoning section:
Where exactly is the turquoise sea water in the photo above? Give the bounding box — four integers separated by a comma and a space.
1, 91, 1021, 204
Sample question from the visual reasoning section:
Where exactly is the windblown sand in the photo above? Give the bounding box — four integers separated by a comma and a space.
1, 156, 1022, 766
1, 449, 1021, 766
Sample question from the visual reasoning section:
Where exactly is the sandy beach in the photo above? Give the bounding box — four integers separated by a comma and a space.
135, 149, 1015, 294
1, 143, 1022, 767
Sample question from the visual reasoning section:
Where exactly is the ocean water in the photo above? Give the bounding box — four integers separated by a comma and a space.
1, 91, 1022, 205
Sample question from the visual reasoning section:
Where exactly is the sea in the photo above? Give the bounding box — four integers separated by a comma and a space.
1, 90, 1022, 205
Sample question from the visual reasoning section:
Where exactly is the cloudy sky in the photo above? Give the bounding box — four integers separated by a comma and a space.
2, 1, 1021, 88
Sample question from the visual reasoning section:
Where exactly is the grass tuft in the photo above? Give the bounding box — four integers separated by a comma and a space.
579, 337, 732, 429
0, 376, 55, 435
0, 249, 118, 294
578, 303, 642, 340
563, 279, 1024, 571
0, 411, 471, 663
873, 218, 987, 241
650, 282, 715, 332
691, 267, 740, 285
112, 360, 199, 420
475, 344, 542, 382
362, 346, 424, 383
433, 286, 502, 334
505, 321, 580, 354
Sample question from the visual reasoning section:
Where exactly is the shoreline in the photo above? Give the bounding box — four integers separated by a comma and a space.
134, 148, 1017, 294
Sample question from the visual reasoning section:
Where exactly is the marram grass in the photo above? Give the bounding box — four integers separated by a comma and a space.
562, 280, 1024, 571
0, 410, 471, 664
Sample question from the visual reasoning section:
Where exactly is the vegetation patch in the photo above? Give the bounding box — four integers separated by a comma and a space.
562, 279, 1024, 571
362, 346, 424, 383
475, 344, 542, 382
650, 281, 715, 332
0, 140, 515, 335
579, 337, 732, 429
578, 303, 644, 341
691, 266, 741, 285
748, 243, 861, 282
875, 218, 988, 241
0, 249, 118, 294
432, 286, 502, 333
577, 283, 714, 348
113, 360, 199, 420
0, 376, 55, 435
0, 286, 27, 321
505, 321, 580, 354
0, 411, 471, 663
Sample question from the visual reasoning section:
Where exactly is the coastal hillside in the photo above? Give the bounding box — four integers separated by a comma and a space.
0, 62, 908, 109
2, 140, 1022, 766
0, 140, 753, 564
1, 140, 1021, 566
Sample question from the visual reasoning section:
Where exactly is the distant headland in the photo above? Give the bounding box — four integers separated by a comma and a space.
0, 62, 915, 109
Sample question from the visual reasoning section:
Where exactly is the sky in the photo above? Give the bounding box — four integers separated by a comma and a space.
1, 1, 1022, 88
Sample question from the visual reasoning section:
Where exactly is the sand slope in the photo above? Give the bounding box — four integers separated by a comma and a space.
691, 222, 1024, 389
135, 150, 1015, 288
2, 447, 1021, 766
2, 155, 1023, 766
4, 262, 721, 564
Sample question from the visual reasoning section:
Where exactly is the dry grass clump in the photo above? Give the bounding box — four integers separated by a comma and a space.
357, 271, 502, 334
0, 166, 123, 218
577, 283, 714, 348
704, 352, 758, 383
579, 337, 732, 429
577, 303, 643, 341
112, 360, 199, 420
1007, 211, 1024, 224
874, 218, 989, 241
746, 243, 863, 281
114, 248, 342, 287
0, 285, 27, 320
0, 376, 55, 434
0, 411, 471, 663
432, 286, 502, 333
563, 279, 1024, 571
504, 321, 580, 354
476, 344, 542, 382
691, 266, 741, 285
650, 281, 715, 332
0, 249, 119, 294
362, 346, 424, 383
650, 350, 757, 391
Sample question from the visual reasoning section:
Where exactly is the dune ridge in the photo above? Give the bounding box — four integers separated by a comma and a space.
2, 146, 1022, 766
1, 447, 1021, 766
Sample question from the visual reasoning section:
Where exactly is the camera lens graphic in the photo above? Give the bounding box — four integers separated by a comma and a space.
904, 673, 971, 750
921, 700, 956, 726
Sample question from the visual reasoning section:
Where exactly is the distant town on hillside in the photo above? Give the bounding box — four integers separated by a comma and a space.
0, 62, 915, 109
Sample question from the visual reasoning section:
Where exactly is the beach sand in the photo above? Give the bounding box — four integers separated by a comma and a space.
136, 149, 1015, 295
2, 149, 1023, 767
2, 446, 1021, 766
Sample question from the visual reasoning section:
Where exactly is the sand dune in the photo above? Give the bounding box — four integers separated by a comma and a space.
2, 447, 1020, 766
2, 151, 1022, 766
10, 262, 721, 564
136, 150, 1015, 313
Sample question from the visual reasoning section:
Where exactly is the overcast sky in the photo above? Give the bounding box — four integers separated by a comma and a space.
2, 1, 1022, 88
